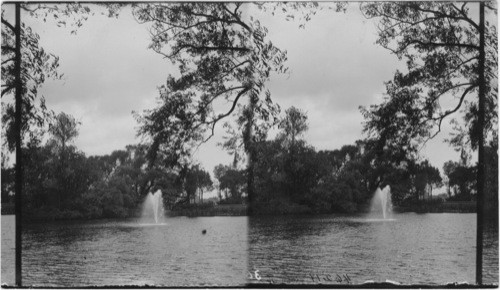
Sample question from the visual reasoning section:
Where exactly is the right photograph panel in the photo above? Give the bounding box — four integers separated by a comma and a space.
246, 1, 498, 286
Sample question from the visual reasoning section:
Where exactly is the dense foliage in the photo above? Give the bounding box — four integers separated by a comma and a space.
360, 2, 497, 152
243, 107, 448, 214
7, 107, 493, 219
1, 112, 217, 220
1, 3, 497, 221
1, 4, 94, 152
132, 3, 286, 167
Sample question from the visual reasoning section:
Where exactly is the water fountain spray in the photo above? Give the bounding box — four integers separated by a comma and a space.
370, 185, 392, 219
143, 190, 164, 224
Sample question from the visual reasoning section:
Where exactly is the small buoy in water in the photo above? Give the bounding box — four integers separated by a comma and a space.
202, 229, 207, 234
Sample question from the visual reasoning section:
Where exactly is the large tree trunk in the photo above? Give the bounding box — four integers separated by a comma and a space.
476, 2, 486, 285
14, 3, 22, 286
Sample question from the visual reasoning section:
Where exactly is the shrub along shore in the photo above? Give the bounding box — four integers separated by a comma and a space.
4, 199, 491, 222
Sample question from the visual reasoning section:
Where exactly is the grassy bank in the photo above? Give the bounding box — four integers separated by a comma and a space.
394, 200, 477, 213
2, 203, 143, 221
169, 203, 248, 217
250, 200, 313, 215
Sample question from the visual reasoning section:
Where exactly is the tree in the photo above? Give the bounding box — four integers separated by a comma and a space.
284, 142, 322, 204
448, 165, 476, 200
412, 160, 442, 200
197, 168, 213, 203
49, 112, 79, 153
2, 6, 96, 285
184, 165, 212, 204
359, 4, 497, 282
253, 140, 287, 203
277, 106, 309, 149
20, 138, 95, 215
1, 4, 94, 151
86, 144, 185, 211
132, 3, 288, 205
218, 122, 245, 168
360, 3, 497, 150
213, 164, 228, 201
213, 163, 245, 203
443, 156, 476, 201
276, 106, 310, 200
443, 160, 458, 197
46, 112, 80, 209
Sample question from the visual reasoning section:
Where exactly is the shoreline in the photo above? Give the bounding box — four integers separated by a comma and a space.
1, 204, 487, 222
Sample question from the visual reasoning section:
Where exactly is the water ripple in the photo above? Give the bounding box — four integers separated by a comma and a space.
249, 213, 498, 285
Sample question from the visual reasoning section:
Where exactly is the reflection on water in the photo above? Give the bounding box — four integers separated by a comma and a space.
3, 216, 247, 287
249, 213, 498, 285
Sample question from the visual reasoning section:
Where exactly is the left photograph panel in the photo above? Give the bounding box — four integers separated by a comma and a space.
1, 2, 253, 287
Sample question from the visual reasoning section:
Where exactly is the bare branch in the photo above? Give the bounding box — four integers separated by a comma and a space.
1, 85, 15, 97
197, 86, 250, 144
218, 59, 251, 80
396, 39, 479, 54
169, 44, 250, 58
1, 45, 15, 52
20, 5, 58, 13
2, 57, 15, 65
186, 7, 252, 33
484, 3, 496, 11
212, 86, 250, 125
378, 16, 442, 37
450, 3, 480, 30
418, 83, 477, 139
412, 4, 479, 31
195, 85, 246, 115
1, 18, 15, 33
435, 84, 478, 121
222, 4, 252, 32
442, 56, 478, 79
430, 82, 475, 103
170, 19, 219, 38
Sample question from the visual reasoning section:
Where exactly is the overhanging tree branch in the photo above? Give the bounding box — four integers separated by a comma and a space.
2, 57, 15, 65
195, 85, 246, 116
435, 84, 478, 121
423, 84, 478, 141
399, 40, 479, 53
2, 45, 15, 52
1, 18, 15, 33
169, 44, 250, 57
430, 82, 475, 103
1, 84, 15, 97
199, 86, 250, 143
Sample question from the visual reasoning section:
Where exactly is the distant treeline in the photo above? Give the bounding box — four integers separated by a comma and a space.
1, 113, 226, 220
248, 133, 498, 217
1, 110, 498, 221
241, 108, 496, 219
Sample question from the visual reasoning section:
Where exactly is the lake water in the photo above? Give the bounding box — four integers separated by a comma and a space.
1, 213, 498, 286
249, 213, 498, 285
1, 215, 248, 287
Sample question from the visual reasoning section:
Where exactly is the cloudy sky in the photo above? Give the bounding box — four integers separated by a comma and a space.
10, 3, 473, 194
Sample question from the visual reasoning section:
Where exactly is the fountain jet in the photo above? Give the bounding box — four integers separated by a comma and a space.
370, 185, 392, 219
142, 190, 164, 224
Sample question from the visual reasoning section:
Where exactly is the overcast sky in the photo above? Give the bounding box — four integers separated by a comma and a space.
11, 3, 476, 195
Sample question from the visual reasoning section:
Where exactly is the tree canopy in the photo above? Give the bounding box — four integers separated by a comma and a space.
360, 2, 497, 154
1, 4, 93, 152
132, 3, 287, 166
